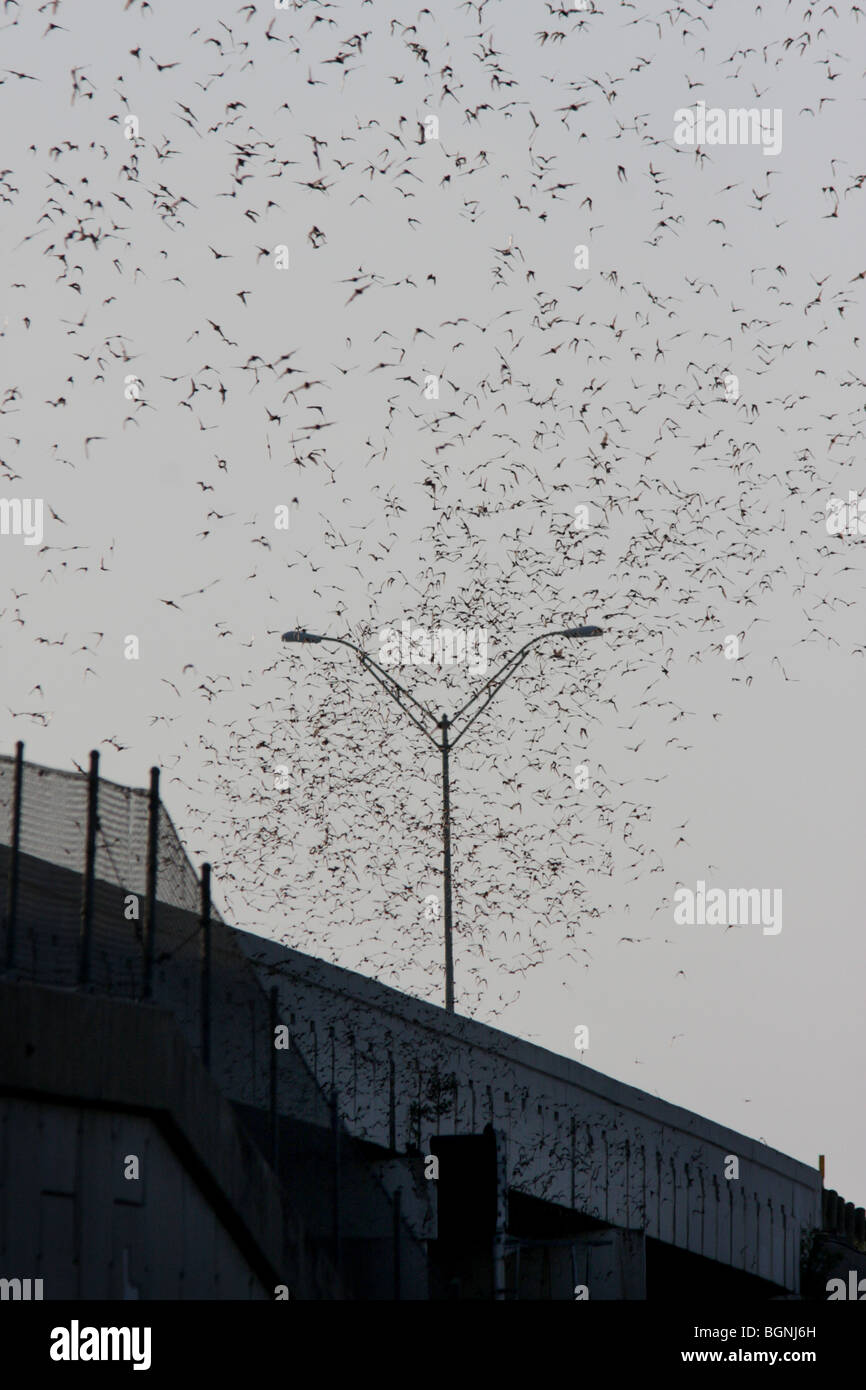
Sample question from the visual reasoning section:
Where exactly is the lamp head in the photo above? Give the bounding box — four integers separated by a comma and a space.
562, 625, 604, 638
281, 629, 324, 643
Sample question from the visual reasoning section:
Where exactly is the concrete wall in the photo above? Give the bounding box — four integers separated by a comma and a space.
0, 1098, 267, 1299
0, 845, 433, 1298
0, 979, 343, 1300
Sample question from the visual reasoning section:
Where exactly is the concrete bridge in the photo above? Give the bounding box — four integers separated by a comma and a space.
0, 750, 859, 1299
238, 929, 818, 1298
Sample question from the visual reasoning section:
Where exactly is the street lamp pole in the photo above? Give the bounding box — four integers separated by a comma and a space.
439, 712, 455, 1014
281, 625, 603, 1012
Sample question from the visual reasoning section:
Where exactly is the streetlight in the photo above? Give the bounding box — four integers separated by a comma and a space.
281, 624, 603, 1013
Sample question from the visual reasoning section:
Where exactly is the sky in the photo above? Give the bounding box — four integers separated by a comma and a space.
1, 0, 865, 1207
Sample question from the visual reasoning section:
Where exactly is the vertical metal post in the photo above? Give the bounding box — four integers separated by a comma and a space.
439, 713, 455, 1013
78, 750, 99, 987
200, 863, 211, 1069
393, 1186, 402, 1301
492, 1126, 508, 1301
331, 1088, 342, 1282
142, 767, 159, 1000
269, 985, 279, 1167
388, 1049, 396, 1152
4, 740, 24, 971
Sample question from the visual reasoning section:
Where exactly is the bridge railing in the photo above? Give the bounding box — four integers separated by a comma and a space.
822, 1188, 866, 1245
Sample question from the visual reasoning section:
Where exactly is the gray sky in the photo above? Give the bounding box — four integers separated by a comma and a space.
1, 0, 865, 1207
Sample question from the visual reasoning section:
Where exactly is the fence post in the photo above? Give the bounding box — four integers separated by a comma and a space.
269, 985, 279, 1167
331, 1088, 342, 1282
4, 740, 24, 971
200, 863, 211, 1069
142, 767, 159, 999
388, 1046, 396, 1151
78, 750, 99, 987
393, 1186, 402, 1301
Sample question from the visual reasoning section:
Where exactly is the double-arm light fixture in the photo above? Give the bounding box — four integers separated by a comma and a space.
281, 624, 603, 1013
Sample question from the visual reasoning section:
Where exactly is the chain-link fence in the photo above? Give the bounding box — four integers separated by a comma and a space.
0, 746, 276, 1113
